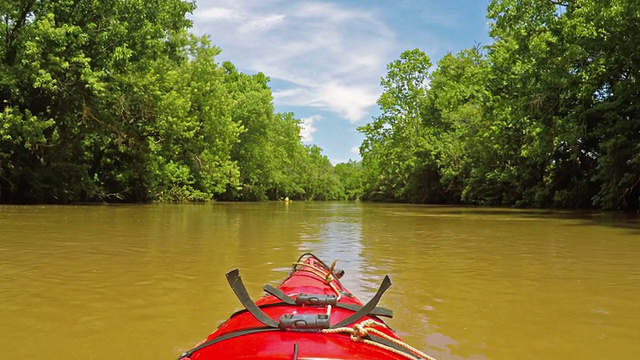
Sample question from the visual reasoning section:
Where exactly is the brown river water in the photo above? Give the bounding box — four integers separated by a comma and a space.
1, 203, 639, 359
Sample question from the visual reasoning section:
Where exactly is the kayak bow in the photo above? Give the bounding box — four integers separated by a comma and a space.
179, 253, 433, 360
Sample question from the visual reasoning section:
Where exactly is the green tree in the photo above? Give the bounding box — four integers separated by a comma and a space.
221, 62, 276, 200
487, 0, 640, 209
359, 49, 439, 202
334, 160, 364, 200
356, 0, 640, 211
0, 0, 248, 202
296, 145, 343, 200
263, 112, 308, 200
426, 46, 490, 204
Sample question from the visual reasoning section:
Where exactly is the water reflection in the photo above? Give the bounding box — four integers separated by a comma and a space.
297, 203, 368, 296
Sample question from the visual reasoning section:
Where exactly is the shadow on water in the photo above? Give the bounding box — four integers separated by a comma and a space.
414, 205, 640, 233
566, 213, 640, 234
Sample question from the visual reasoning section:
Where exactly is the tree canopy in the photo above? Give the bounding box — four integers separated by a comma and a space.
3, 0, 639, 210
359, 0, 640, 211
0, 0, 344, 203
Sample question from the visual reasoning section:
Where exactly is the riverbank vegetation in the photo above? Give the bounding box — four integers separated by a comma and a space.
359, 0, 640, 211
0, 0, 343, 202
1, 0, 639, 210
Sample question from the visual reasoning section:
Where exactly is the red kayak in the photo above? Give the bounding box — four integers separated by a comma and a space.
178, 253, 433, 360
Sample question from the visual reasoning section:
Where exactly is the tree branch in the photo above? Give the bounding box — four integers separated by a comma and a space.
549, 0, 568, 7
5, 0, 36, 66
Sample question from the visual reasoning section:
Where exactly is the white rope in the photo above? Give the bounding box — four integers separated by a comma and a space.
294, 260, 434, 359
321, 320, 436, 360
292, 261, 342, 300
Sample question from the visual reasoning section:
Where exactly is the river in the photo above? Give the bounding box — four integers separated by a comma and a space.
1, 203, 639, 359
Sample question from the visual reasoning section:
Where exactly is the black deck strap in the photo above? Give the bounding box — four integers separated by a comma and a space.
295, 252, 331, 270
263, 284, 394, 318
338, 302, 393, 318
177, 327, 277, 359
331, 275, 392, 328
227, 301, 289, 320
367, 333, 421, 359
292, 343, 299, 360
226, 269, 279, 328
264, 284, 296, 305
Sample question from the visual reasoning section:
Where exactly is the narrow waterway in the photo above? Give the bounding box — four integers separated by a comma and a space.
1, 203, 639, 359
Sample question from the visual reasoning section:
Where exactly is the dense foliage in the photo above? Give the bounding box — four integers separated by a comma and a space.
3, 0, 639, 210
359, 0, 640, 211
0, 0, 344, 202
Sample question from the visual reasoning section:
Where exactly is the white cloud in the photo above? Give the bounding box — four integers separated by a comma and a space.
351, 146, 360, 155
192, 0, 396, 123
196, 7, 241, 21
313, 82, 378, 122
299, 115, 322, 143
239, 13, 286, 34
272, 88, 305, 101
273, 82, 377, 123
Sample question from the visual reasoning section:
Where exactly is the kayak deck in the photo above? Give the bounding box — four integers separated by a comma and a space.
179, 253, 433, 360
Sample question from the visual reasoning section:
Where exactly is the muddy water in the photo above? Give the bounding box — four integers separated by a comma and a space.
1, 203, 639, 359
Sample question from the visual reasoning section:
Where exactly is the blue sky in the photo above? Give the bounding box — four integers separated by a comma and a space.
189, 0, 493, 164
